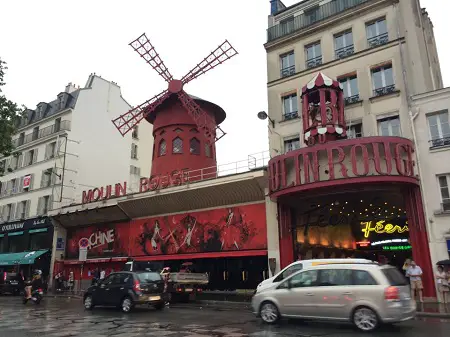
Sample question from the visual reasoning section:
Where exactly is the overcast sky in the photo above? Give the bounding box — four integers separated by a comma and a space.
1, 0, 448, 170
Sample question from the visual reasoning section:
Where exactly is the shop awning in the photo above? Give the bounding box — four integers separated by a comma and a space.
0, 250, 49, 266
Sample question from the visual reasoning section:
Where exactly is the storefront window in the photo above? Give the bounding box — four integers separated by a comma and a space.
0, 236, 5, 253
29, 229, 50, 250
8, 232, 27, 252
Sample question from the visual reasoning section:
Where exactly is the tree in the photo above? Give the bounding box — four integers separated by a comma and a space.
0, 58, 23, 175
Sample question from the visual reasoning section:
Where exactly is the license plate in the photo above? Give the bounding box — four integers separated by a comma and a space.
185, 288, 193, 292
149, 296, 161, 301
10, 281, 18, 285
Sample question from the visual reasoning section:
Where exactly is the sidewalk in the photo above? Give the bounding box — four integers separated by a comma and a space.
47, 291, 450, 318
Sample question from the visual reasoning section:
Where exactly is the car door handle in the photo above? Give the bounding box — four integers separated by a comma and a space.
306, 293, 314, 296
342, 292, 353, 295
120, 287, 124, 290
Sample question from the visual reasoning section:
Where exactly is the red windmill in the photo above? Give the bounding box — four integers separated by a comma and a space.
112, 33, 238, 179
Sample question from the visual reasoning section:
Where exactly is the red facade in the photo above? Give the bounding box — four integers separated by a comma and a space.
66, 203, 267, 260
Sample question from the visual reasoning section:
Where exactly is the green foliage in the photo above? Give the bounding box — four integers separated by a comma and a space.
0, 58, 24, 175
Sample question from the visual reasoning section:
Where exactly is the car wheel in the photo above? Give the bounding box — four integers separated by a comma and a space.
259, 301, 280, 324
121, 297, 133, 313
84, 295, 94, 310
352, 306, 379, 332
154, 302, 165, 310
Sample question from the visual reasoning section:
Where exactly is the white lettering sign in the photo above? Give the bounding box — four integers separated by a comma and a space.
1, 223, 24, 232
79, 229, 115, 250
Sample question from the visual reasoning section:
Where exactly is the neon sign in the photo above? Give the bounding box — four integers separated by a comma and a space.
382, 245, 411, 251
356, 241, 371, 247
371, 238, 408, 246
361, 220, 409, 238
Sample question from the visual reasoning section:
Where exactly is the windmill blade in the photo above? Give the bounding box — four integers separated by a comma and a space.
112, 89, 170, 136
177, 90, 226, 143
181, 40, 238, 85
129, 33, 173, 83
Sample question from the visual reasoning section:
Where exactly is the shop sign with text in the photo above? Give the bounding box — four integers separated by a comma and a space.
361, 220, 409, 239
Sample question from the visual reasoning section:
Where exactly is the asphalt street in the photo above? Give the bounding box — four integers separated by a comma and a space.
0, 297, 449, 337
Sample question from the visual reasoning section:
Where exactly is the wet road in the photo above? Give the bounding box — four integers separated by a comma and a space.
0, 297, 449, 337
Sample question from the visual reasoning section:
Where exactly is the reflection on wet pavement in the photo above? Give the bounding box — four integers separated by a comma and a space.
0, 297, 448, 336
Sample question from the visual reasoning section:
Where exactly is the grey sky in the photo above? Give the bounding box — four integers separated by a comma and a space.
1, 0, 447, 168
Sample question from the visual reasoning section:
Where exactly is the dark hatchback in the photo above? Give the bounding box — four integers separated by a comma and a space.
83, 271, 166, 313
0, 272, 24, 295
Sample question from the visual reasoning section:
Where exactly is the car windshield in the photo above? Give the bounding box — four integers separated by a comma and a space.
137, 272, 162, 283
382, 267, 408, 286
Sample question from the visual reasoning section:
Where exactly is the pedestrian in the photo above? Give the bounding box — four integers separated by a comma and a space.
406, 260, 424, 302
436, 265, 448, 303
68, 270, 74, 293
100, 268, 106, 280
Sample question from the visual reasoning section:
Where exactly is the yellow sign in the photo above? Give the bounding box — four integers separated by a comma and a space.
361, 220, 409, 238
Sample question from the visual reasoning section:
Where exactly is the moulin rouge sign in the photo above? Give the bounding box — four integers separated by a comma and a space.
269, 137, 416, 193
82, 169, 189, 204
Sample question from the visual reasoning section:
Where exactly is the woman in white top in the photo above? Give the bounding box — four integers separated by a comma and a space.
436, 265, 449, 303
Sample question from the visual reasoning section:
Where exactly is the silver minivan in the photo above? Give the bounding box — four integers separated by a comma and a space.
252, 263, 416, 332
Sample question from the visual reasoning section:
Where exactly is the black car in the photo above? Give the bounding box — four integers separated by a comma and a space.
83, 271, 166, 313
0, 272, 24, 295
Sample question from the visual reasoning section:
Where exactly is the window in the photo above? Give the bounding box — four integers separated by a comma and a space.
174, 128, 183, 133
366, 18, 388, 47
45, 142, 56, 159
304, 6, 319, 25
41, 168, 53, 188
15, 200, 28, 220
173, 137, 183, 154
347, 123, 363, 139
438, 175, 450, 211
159, 139, 167, 156
25, 149, 37, 166
32, 126, 39, 141
305, 42, 322, 68
190, 138, 200, 155
280, 51, 295, 77
318, 269, 353, 286
287, 270, 319, 288
353, 270, 377, 285
3, 204, 12, 221
280, 16, 294, 35
190, 128, 199, 133
338, 75, 359, 104
131, 143, 138, 159
282, 93, 298, 120
0, 237, 4, 253
381, 267, 408, 286
205, 143, 212, 158
274, 264, 303, 282
11, 178, 18, 193
10, 155, 19, 170
427, 111, 450, 148
371, 64, 395, 96
18, 132, 25, 146
132, 126, 139, 139
378, 116, 401, 136
8, 232, 26, 253
37, 195, 50, 215
284, 138, 300, 153
54, 117, 61, 132
130, 165, 141, 176
334, 31, 354, 59
29, 229, 50, 250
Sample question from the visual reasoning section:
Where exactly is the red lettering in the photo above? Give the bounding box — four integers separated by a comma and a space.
371, 142, 393, 175
160, 173, 170, 188
350, 144, 369, 176
171, 170, 181, 186
139, 177, 148, 193
303, 151, 319, 184
82, 190, 94, 204
395, 144, 414, 176
149, 175, 160, 191
115, 182, 127, 197
92, 187, 103, 202
327, 146, 348, 180
105, 185, 112, 199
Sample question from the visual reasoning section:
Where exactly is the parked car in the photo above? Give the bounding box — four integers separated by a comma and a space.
83, 271, 166, 313
256, 258, 373, 293
0, 272, 24, 296
251, 263, 416, 332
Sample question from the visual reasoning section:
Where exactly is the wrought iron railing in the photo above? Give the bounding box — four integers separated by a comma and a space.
306, 56, 322, 69
372, 84, 396, 97
367, 32, 389, 48
429, 136, 450, 149
280, 65, 295, 78
335, 45, 354, 59
13, 120, 71, 148
344, 94, 360, 105
267, 0, 371, 42
283, 111, 299, 121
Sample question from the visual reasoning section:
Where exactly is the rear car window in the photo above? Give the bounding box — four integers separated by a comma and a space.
137, 272, 162, 282
382, 267, 408, 286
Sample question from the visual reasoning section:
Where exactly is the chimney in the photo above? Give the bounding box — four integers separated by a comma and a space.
65, 82, 77, 93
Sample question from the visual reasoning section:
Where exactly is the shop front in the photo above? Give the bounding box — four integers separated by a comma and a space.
57, 202, 268, 291
0, 216, 53, 282
268, 73, 435, 298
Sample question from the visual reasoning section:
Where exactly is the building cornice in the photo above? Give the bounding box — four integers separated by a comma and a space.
411, 87, 450, 104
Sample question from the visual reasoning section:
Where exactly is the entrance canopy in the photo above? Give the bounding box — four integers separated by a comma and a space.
0, 250, 49, 266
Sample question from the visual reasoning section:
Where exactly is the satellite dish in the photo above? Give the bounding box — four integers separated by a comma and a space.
257, 111, 268, 120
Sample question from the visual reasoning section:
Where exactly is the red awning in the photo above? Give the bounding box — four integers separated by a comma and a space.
63, 257, 128, 265
132, 249, 267, 262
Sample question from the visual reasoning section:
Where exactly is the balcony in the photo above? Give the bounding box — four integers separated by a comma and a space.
429, 136, 450, 149
372, 84, 396, 97
367, 33, 389, 48
443, 201, 450, 212
267, 0, 371, 42
344, 94, 360, 105
335, 45, 355, 59
283, 111, 299, 121
280, 65, 295, 78
306, 56, 322, 69
12, 120, 71, 148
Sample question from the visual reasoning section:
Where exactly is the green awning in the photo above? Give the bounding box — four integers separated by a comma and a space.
0, 250, 49, 266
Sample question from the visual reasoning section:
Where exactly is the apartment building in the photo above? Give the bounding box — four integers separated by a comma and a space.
411, 89, 450, 265
0, 74, 153, 274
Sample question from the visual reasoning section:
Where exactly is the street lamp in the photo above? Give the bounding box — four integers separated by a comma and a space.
257, 111, 275, 128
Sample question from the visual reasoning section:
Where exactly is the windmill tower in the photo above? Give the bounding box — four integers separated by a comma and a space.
112, 33, 238, 178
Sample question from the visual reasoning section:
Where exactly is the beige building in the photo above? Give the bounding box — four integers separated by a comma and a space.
264, 0, 443, 274
411, 88, 450, 267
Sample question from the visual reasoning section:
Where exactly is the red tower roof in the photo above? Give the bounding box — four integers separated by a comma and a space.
301, 72, 342, 94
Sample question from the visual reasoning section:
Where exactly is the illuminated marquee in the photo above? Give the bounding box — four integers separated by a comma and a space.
361, 220, 409, 238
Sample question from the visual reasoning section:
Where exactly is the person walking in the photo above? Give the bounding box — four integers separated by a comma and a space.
406, 260, 424, 302
436, 265, 448, 304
